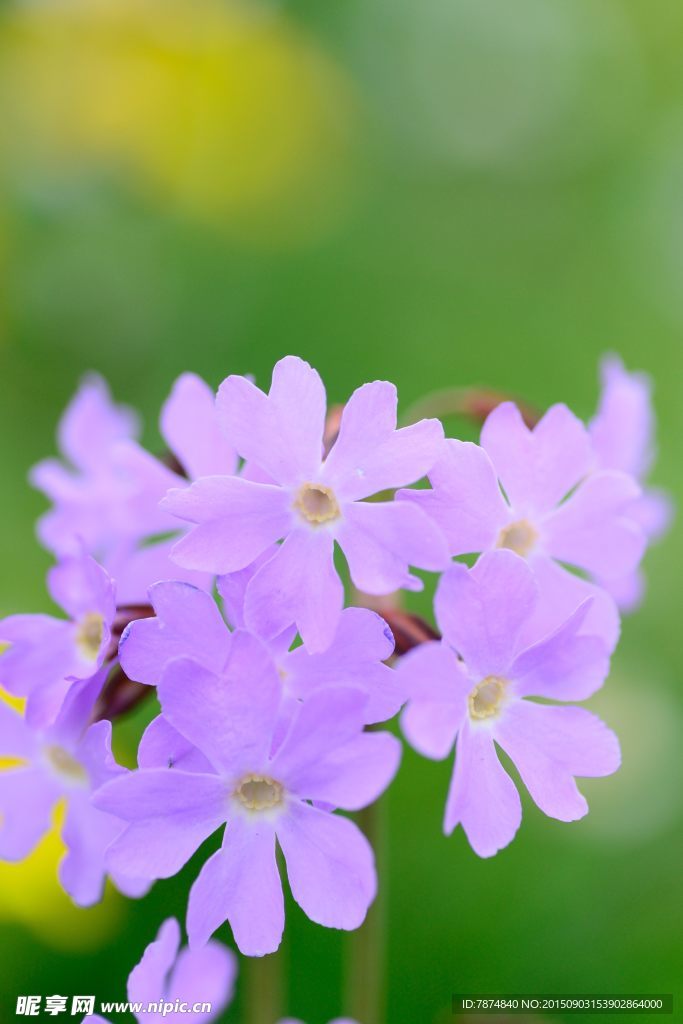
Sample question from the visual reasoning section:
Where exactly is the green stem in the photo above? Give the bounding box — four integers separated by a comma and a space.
245, 948, 285, 1024
344, 797, 388, 1024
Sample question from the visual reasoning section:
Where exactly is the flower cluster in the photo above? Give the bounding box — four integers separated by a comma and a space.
0, 354, 670, 1013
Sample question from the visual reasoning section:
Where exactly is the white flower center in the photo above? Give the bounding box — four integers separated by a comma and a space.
44, 744, 89, 785
468, 676, 507, 721
235, 773, 284, 812
496, 518, 538, 557
75, 612, 105, 662
294, 482, 340, 525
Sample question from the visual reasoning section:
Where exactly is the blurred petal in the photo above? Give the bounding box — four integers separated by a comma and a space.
481, 402, 593, 515
161, 373, 237, 480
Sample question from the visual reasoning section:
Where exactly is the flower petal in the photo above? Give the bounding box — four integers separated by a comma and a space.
244, 529, 343, 653
399, 440, 509, 555
435, 551, 538, 678
443, 723, 521, 857
120, 582, 231, 686
338, 500, 449, 595
510, 601, 610, 702
0, 768, 57, 860
544, 471, 646, 581
187, 818, 283, 956
481, 402, 593, 515
127, 917, 180, 1006
494, 702, 620, 821
163, 477, 292, 574
217, 356, 326, 484
161, 373, 237, 480
277, 802, 376, 931
96, 769, 227, 879
157, 632, 281, 775
322, 380, 444, 500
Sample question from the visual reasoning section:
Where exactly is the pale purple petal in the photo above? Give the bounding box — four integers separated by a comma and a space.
602, 569, 644, 612
544, 470, 646, 580
161, 373, 238, 481
47, 554, 116, 624
435, 552, 538, 678
589, 354, 654, 478
0, 768, 58, 860
521, 553, 620, 654
127, 917, 180, 1006
510, 601, 609, 702
443, 723, 521, 856
157, 632, 281, 775
0, 614, 75, 699
138, 716, 213, 773
163, 477, 292, 574
629, 488, 673, 541
321, 380, 444, 501
481, 402, 593, 515
272, 691, 400, 809
96, 770, 227, 878
277, 802, 376, 931
337, 500, 448, 595
401, 701, 464, 761
57, 374, 138, 472
282, 607, 401, 723
58, 797, 123, 906
0, 699, 37, 759
217, 546, 279, 629
217, 357, 326, 484
494, 702, 620, 821
120, 582, 230, 685
187, 818, 284, 956
166, 940, 237, 1023
244, 530, 343, 653
107, 538, 213, 606
399, 440, 509, 555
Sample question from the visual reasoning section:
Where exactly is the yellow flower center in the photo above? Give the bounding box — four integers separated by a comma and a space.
75, 613, 105, 662
44, 745, 88, 785
468, 676, 507, 721
235, 773, 284, 812
496, 518, 538, 557
294, 482, 340, 525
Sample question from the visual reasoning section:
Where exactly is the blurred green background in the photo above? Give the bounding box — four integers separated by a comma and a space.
0, 0, 681, 1021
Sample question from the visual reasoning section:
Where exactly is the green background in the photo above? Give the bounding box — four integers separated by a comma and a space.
0, 1, 681, 1021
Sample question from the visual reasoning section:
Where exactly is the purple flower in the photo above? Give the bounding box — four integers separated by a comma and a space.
161, 356, 448, 651
0, 670, 148, 904
95, 631, 401, 956
30, 373, 233, 606
400, 401, 647, 651
397, 551, 620, 857
279, 1020, 359, 1024
83, 916, 236, 1024
589, 355, 673, 609
120, 580, 403, 724
0, 554, 116, 726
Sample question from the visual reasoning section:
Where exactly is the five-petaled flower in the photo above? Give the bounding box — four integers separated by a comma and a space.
161, 355, 449, 651
397, 550, 621, 857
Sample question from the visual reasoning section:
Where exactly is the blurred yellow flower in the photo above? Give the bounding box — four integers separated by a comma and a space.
0, 0, 358, 240
0, 688, 121, 950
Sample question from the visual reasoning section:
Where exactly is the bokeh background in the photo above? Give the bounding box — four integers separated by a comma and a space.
0, 0, 682, 1021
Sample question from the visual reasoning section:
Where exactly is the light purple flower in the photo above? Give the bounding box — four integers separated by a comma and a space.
400, 401, 647, 651
397, 550, 620, 857
83, 916, 236, 1024
0, 670, 148, 904
30, 373, 233, 606
589, 355, 673, 609
95, 630, 402, 956
161, 356, 448, 651
0, 554, 116, 726
120, 580, 403, 724
279, 1020, 359, 1024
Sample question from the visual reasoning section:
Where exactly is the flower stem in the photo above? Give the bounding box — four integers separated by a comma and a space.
245, 949, 285, 1024
344, 797, 388, 1024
